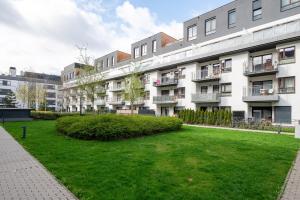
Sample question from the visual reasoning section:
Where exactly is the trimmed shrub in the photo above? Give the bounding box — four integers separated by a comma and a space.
56, 114, 183, 140
31, 111, 80, 120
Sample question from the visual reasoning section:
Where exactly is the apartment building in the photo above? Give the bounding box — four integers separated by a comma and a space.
61, 0, 300, 125
0, 67, 62, 111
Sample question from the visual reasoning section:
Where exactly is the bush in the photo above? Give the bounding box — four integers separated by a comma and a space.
56, 114, 183, 140
31, 111, 80, 120
178, 109, 232, 127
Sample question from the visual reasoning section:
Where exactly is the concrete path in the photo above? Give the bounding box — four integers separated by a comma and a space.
280, 151, 300, 200
0, 126, 77, 200
185, 124, 294, 135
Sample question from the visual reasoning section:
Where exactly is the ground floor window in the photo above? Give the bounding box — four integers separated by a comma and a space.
252, 107, 272, 123
274, 106, 292, 124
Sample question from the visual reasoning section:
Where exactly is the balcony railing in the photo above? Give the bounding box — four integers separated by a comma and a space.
278, 87, 295, 94
96, 99, 106, 106
243, 86, 279, 102
192, 70, 220, 82
153, 77, 178, 87
153, 96, 177, 104
108, 98, 124, 105
191, 93, 220, 103
110, 84, 125, 92
244, 62, 278, 76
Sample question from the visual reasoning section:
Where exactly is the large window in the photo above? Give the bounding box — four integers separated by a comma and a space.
221, 83, 232, 95
134, 47, 140, 59
252, 0, 262, 21
252, 54, 273, 72
0, 89, 12, 95
0, 80, 11, 86
278, 77, 295, 94
205, 18, 216, 35
187, 25, 197, 41
200, 86, 208, 94
106, 58, 110, 67
281, 0, 300, 11
111, 56, 115, 66
47, 92, 56, 98
222, 59, 232, 73
228, 9, 236, 28
174, 87, 185, 99
141, 44, 147, 56
279, 46, 295, 62
275, 106, 292, 124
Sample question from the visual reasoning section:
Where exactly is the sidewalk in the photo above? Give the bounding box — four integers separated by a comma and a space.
0, 126, 77, 200
184, 124, 294, 135
280, 151, 300, 200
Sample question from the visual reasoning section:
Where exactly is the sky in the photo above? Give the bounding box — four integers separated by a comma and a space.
0, 0, 231, 76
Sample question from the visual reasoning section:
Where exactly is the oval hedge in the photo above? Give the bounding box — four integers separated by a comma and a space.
56, 114, 182, 140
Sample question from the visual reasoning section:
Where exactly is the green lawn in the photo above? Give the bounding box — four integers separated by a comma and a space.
3, 120, 300, 200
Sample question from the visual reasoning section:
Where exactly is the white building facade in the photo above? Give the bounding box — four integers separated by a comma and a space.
61, 0, 300, 125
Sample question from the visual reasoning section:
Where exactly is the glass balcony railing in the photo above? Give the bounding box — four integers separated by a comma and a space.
191, 93, 220, 103
153, 96, 177, 104
192, 69, 220, 82
244, 62, 278, 76
153, 77, 178, 87
243, 86, 279, 102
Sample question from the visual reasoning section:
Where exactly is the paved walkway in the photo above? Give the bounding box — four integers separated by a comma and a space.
0, 126, 77, 200
280, 151, 300, 200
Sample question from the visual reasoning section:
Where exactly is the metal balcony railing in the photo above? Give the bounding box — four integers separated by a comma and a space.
191, 93, 220, 103
244, 61, 278, 76
243, 86, 279, 102
192, 69, 220, 82
153, 96, 177, 104
153, 77, 178, 87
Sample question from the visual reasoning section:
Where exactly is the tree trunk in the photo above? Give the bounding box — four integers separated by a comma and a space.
130, 101, 134, 115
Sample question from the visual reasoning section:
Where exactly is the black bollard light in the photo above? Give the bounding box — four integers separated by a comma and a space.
21, 126, 27, 139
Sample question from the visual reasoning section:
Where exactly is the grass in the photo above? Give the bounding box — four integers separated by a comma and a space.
3, 120, 300, 200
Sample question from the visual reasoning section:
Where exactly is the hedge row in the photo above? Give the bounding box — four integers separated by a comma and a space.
56, 114, 183, 140
31, 111, 80, 120
178, 109, 232, 127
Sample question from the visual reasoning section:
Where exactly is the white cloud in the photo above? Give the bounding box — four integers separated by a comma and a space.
0, 0, 182, 75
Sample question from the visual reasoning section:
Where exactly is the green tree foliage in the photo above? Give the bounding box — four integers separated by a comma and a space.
3, 90, 17, 108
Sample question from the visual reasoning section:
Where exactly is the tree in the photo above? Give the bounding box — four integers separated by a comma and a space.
35, 84, 47, 111
75, 45, 105, 114
16, 83, 29, 108
123, 72, 145, 115
3, 90, 17, 108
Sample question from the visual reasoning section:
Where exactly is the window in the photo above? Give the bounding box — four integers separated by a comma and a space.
177, 68, 186, 79
47, 100, 56, 105
252, 54, 273, 72
144, 91, 150, 100
152, 40, 157, 53
141, 44, 147, 56
0, 80, 11, 86
111, 57, 115, 66
201, 86, 208, 94
279, 46, 295, 62
134, 47, 140, 58
187, 25, 197, 41
275, 106, 292, 124
221, 83, 232, 95
228, 9, 236, 28
222, 59, 232, 73
252, 0, 262, 21
213, 85, 219, 93
205, 17, 216, 35
44, 85, 55, 90
174, 87, 185, 99
47, 93, 56, 98
0, 89, 12, 95
98, 60, 104, 71
106, 58, 110, 67
278, 77, 295, 94
281, 0, 300, 11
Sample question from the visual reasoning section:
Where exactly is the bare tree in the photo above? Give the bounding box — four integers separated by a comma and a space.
35, 84, 47, 111
75, 45, 105, 114
123, 62, 145, 115
16, 83, 29, 108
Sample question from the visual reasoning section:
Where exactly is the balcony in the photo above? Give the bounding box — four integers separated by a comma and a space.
96, 99, 106, 106
108, 98, 124, 105
153, 77, 178, 87
153, 96, 177, 104
191, 93, 220, 103
110, 85, 125, 92
192, 70, 220, 82
243, 86, 279, 102
244, 62, 278, 77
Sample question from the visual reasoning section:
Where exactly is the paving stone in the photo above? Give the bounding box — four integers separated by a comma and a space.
0, 127, 77, 200
281, 151, 300, 200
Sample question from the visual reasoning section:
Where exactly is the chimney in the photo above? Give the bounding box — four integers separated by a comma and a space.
9, 67, 16, 77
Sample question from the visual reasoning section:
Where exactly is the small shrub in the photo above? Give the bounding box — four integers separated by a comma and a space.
56, 114, 183, 141
31, 111, 80, 120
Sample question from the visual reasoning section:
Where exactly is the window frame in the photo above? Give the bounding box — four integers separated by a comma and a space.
187, 24, 197, 41
228, 9, 236, 29
281, 0, 300, 11
279, 46, 295, 62
220, 83, 232, 95
141, 44, 147, 56
152, 40, 157, 53
205, 17, 217, 36
252, 0, 262, 21
278, 76, 296, 94
111, 56, 115, 66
